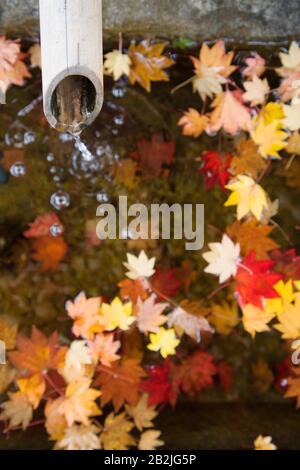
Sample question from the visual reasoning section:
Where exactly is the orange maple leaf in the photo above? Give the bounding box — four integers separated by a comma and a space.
9, 326, 67, 377
119, 278, 149, 303
128, 40, 174, 92
178, 108, 209, 137
208, 90, 251, 135
226, 220, 279, 259
95, 358, 146, 411
31, 235, 68, 271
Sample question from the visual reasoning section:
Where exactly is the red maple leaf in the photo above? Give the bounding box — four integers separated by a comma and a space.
131, 133, 175, 179
270, 249, 300, 281
151, 268, 181, 299
235, 252, 282, 308
141, 359, 177, 406
199, 151, 232, 190
24, 212, 63, 238
172, 351, 217, 397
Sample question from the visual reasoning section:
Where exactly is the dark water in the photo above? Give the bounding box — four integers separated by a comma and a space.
0, 41, 299, 398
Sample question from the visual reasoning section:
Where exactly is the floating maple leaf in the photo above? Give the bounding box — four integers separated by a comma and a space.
0, 391, 33, 430
208, 301, 240, 335
66, 291, 102, 339
28, 43, 41, 69
203, 234, 241, 283
230, 138, 267, 179
125, 393, 157, 431
235, 252, 282, 308
251, 118, 288, 159
243, 53, 266, 78
101, 412, 135, 450
199, 150, 232, 190
225, 175, 269, 221
88, 334, 121, 367
0, 36, 31, 93
118, 278, 149, 303
56, 424, 101, 451
142, 360, 177, 406
191, 40, 236, 100
167, 305, 213, 341
274, 294, 300, 339
104, 50, 131, 81
135, 295, 168, 334
208, 90, 252, 135
226, 219, 279, 259
172, 351, 217, 397
128, 40, 174, 92
24, 212, 63, 238
138, 430, 164, 450
0, 317, 17, 350
271, 249, 300, 281
124, 250, 156, 280
147, 327, 179, 358
178, 108, 209, 137
242, 304, 274, 338
131, 134, 175, 179
95, 358, 146, 411
31, 235, 68, 271
243, 76, 269, 106
9, 326, 67, 377
151, 268, 181, 298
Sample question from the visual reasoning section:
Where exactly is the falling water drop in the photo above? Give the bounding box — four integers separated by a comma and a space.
50, 190, 70, 210
114, 114, 125, 126
112, 85, 126, 98
50, 223, 64, 237
10, 162, 26, 177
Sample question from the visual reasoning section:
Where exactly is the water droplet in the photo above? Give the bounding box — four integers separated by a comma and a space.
49, 166, 57, 174
112, 85, 126, 98
46, 153, 55, 162
50, 223, 64, 237
111, 128, 119, 136
10, 162, 26, 177
23, 131, 36, 145
53, 175, 61, 183
50, 190, 70, 210
96, 191, 109, 203
59, 132, 74, 143
114, 114, 125, 126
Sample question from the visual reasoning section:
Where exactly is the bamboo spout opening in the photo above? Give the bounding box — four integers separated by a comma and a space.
51, 75, 97, 134
39, 0, 103, 134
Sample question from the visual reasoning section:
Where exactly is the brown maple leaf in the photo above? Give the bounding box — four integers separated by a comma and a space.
128, 40, 174, 92
230, 138, 267, 179
226, 219, 279, 259
131, 133, 175, 179
9, 326, 67, 376
31, 235, 68, 271
95, 358, 146, 411
113, 158, 138, 189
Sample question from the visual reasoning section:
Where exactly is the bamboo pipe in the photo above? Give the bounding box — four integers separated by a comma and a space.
39, 0, 103, 134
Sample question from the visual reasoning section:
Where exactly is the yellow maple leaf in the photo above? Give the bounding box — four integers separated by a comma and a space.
251, 119, 288, 159
102, 412, 135, 450
265, 280, 295, 316
125, 393, 157, 431
259, 102, 285, 126
0, 317, 17, 350
17, 374, 46, 409
57, 378, 101, 427
101, 297, 135, 331
104, 50, 131, 81
128, 40, 174, 92
0, 391, 33, 430
225, 175, 268, 220
138, 430, 164, 450
274, 294, 300, 339
254, 435, 277, 450
209, 301, 240, 335
242, 304, 275, 338
147, 327, 179, 358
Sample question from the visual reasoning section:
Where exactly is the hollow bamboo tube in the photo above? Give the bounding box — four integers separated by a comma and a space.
39, 0, 103, 134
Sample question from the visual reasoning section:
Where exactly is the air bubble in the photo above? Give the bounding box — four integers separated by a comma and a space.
50, 223, 64, 237
50, 190, 70, 210
10, 162, 26, 177
46, 153, 55, 162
